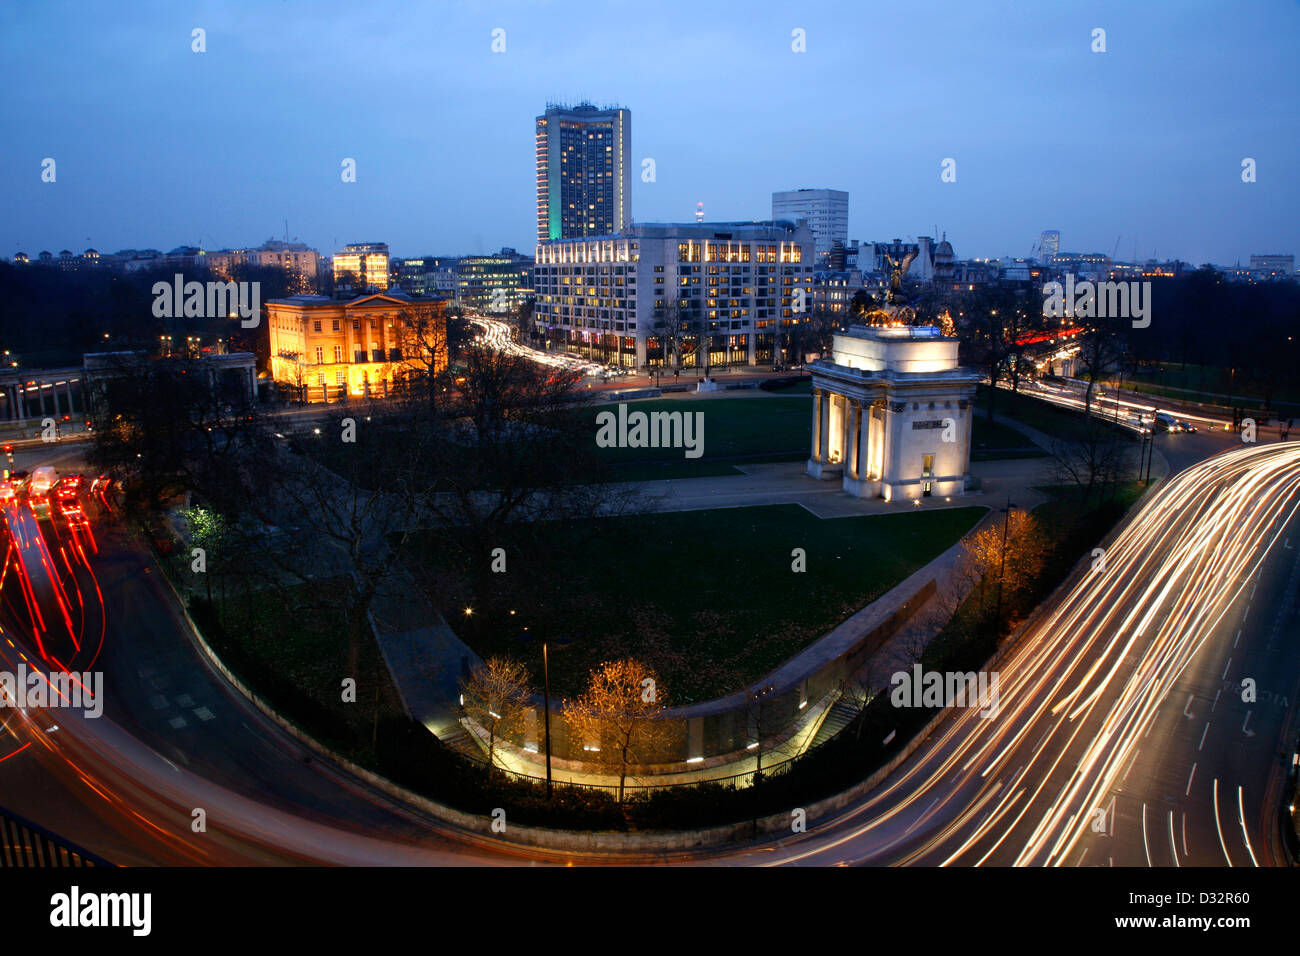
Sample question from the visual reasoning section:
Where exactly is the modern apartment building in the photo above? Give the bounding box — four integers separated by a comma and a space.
535, 102, 631, 243
455, 248, 534, 312
265, 291, 445, 402
533, 220, 815, 369
332, 242, 390, 292
771, 189, 848, 266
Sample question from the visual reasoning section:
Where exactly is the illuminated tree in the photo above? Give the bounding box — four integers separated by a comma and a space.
564, 659, 667, 802
460, 656, 532, 774
956, 509, 1046, 616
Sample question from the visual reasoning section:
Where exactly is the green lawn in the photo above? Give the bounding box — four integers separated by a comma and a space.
970, 415, 1047, 460
411, 503, 985, 700
590, 390, 1040, 481
977, 385, 1127, 444
585, 395, 812, 480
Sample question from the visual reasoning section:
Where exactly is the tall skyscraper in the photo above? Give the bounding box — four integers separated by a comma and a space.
771, 189, 848, 266
535, 102, 631, 243
1039, 229, 1060, 263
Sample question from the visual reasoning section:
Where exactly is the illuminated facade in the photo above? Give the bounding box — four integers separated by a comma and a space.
266, 292, 446, 401
333, 243, 390, 292
534, 221, 815, 368
454, 248, 534, 312
535, 102, 631, 243
771, 189, 848, 266
807, 326, 979, 501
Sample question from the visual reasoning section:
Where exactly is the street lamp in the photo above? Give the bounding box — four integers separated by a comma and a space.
516, 630, 571, 798
751, 683, 777, 784
993, 496, 1017, 634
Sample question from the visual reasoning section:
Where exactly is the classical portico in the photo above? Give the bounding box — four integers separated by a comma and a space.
807, 326, 980, 501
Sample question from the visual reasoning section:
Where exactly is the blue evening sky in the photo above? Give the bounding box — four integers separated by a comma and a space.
1, 0, 1296, 264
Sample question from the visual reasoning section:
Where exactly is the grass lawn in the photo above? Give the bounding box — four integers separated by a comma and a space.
977, 384, 1125, 444
971, 415, 1047, 461
585, 395, 812, 481
590, 390, 1040, 480
411, 503, 984, 700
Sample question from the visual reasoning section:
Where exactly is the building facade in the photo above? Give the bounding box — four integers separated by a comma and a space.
534, 221, 816, 369
1249, 254, 1295, 278
771, 189, 848, 266
807, 326, 979, 501
454, 248, 533, 312
535, 102, 631, 243
266, 292, 445, 402
332, 243, 390, 292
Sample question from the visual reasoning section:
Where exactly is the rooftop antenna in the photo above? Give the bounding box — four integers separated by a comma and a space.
284, 219, 289, 242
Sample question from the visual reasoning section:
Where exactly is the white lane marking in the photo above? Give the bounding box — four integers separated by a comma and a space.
1237, 786, 1259, 867
1242, 712, 1254, 737
1222, 656, 1232, 680
1198, 722, 1210, 751
1183, 693, 1194, 718
1185, 761, 1197, 796
902, 795, 941, 837
1181, 812, 1188, 857
1168, 810, 1180, 867
1122, 749, 1141, 782
1212, 688, 1221, 712
1234, 629, 1241, 648
1141, 803, 1152, 867
1213, 778, 1233, 866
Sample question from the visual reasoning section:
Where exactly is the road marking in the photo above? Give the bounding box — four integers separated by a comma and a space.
1242, 712, 1254, 737
903, 796, 940, 837
1237, 786, 1259, 867
1242, 604, 1249, 623
1181, 812, 1188, 857
1221, 656, 1232, 680
882, 730, 896, 746
1168, 811, 1180, 867
1212, 688, 1220, 712
1141, 803, 1152, 867
1213, 778, 1233, 866
1198, 722, 1210, 751
1234, 629, 1241, 648
1122, 749, 1140, 782
1183, 693, 1194, 718
1185, 761, 1197, 796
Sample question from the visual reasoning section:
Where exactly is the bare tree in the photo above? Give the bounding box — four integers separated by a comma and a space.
460, 656, 532, 774
564, 659, 667, 802
1048, 419, 1132, 505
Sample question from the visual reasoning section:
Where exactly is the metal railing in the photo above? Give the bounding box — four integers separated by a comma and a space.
0, 805, 113, 868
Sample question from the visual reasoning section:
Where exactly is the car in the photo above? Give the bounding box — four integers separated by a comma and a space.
0, 480, 14, 501
1178, 420, 1197, 433
1153, 413, 1178, 433
90, 474, 112, 494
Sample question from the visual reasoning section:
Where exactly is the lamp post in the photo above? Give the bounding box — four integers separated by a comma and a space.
993, 496, 1016, 635
517, 631, 570, 798
751, 683, 777, 785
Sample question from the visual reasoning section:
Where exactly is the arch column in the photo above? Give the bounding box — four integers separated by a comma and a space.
810, 388, 823, 463
848, 399, 862, 480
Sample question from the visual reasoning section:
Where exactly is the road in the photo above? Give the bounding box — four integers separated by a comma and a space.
706, 441, 1300, 866
2, 414, 1297, 867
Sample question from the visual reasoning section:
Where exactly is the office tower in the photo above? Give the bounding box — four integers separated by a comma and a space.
535, 102, 631, 243
1039, 229, 1060, 263
771, 189, 848, 266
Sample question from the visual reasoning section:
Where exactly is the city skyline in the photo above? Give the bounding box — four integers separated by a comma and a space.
1, 1, 1296, 265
